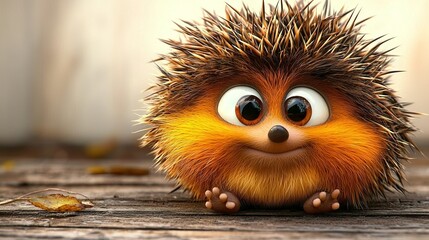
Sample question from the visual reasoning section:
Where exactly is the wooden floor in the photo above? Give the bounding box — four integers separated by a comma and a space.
0, 147, 428, 239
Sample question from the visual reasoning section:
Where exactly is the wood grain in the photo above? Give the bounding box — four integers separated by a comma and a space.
0, 152, 428, 239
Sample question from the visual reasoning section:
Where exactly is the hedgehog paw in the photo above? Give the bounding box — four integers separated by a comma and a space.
303, 189, 340, 214
205, 187, 241, 214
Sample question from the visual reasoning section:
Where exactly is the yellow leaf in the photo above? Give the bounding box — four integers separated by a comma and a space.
29, 194, 94, 212
87, 165, 150, 176
86, 165, 107, 174
84, 139, 117, 159
1, 160, 15, 171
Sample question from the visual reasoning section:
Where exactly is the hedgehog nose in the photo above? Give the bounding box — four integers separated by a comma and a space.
268, 125, 289, 143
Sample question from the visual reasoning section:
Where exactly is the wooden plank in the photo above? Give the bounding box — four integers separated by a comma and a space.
0, 158, 428, 189
0, 211, 428, 236
0, 158, 166, 186
1, 228, 427, 240
0, 186, 428, 214
0, 151, 428, 240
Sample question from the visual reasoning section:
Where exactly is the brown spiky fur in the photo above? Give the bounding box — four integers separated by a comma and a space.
141, 1, 417, 208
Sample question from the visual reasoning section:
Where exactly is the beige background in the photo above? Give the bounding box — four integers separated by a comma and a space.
0, 0, 428, 145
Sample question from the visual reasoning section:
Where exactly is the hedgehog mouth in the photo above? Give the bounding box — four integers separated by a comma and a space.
245, 146, 307, 159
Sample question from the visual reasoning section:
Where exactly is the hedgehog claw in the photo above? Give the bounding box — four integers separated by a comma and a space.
304, 189, 341, 214
205, 187, 241, 213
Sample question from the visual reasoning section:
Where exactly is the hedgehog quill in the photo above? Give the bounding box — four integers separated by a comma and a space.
141, 1, 417, 214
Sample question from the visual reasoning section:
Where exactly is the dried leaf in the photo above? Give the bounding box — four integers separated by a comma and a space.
87, 165, 150, 176
0, 188, 94, 212
1, 160, 15, 171
87, 166, 107, 174
29, 194, 93, 212
84, 139, 117, 159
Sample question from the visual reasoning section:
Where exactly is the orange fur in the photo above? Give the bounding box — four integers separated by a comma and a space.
154, 72, 386, 207
143, 2, 416, 210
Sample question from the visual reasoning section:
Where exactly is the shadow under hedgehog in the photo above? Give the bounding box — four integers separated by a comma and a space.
140, 1, 417, 214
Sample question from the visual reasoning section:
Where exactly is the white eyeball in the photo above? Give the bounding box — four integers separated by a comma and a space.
284, 87, 330, 126
217, 86, 264, 126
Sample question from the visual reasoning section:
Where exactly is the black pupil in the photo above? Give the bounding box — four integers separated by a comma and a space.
286, 97, 308, 122
238, 96, 262, 121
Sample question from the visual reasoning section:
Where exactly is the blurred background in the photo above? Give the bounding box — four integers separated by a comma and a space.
0, 0, 428, 157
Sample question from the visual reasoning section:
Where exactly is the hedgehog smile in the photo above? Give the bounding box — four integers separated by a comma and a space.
245, 146, 307, 158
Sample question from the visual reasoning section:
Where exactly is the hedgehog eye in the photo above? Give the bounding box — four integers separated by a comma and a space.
284, 87, 329, 126
218, 86, 264, 126
235, 95, 263, 125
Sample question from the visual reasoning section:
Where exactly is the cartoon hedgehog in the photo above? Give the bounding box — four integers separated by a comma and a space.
141, 1, 416, 213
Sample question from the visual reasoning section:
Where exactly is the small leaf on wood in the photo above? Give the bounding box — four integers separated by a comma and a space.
1, 160, 15, 171
0, 188, 94, 212
29, 194, 93, 212
87, 165, 150, 176
84, 139, 117, 159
